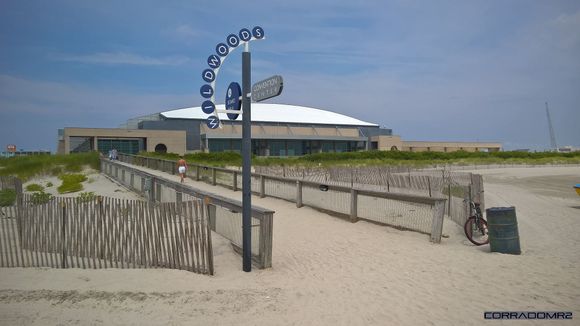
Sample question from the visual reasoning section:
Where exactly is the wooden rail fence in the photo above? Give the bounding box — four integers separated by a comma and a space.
116, 153, 448, 243
101, 159, 274, 268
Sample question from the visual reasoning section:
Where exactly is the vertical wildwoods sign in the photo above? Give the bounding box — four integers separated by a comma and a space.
199, 26, 264, 129
199, 26, 265, 272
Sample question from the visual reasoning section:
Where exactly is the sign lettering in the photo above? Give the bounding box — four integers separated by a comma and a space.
200, 84, 214, 98
207, 55, 221, 68
252, 75, 283, 102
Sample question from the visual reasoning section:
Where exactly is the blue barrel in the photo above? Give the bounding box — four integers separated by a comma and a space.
486, 207, 521, 255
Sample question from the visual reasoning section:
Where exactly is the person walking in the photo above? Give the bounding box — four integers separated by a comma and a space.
177, 156, 187, 183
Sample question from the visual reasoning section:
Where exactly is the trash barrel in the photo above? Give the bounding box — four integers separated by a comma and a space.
486, 207, 521, 255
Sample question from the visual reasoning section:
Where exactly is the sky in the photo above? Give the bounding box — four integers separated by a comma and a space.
1, 0, 579, 152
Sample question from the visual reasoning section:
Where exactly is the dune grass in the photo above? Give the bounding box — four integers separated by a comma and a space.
57, 173, 87, 194
138, 150, 580, 168
25, 183, 44, 192
0, 189, 16, 207
0, 152, 99, 180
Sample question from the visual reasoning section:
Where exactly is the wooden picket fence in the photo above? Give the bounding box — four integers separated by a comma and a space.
0, 194, 213, 274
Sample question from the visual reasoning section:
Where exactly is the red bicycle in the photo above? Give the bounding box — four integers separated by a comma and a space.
464, 201, 489, 246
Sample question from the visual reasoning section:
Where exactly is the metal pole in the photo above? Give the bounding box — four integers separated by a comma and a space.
242, 49, 252, 272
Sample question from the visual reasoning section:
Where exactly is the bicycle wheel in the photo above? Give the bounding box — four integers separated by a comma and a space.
464, 217, 489, 246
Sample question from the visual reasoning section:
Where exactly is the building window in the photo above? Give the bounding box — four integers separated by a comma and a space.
270, 140, 285, 156
335, 141, 348, 153
321, 141, 334, 152
286, 141, 303, 156
97, 139, 143, 155
70, 136, 93, 153
154, 143, 167, 153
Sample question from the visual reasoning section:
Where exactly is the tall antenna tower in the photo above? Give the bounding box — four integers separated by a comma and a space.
545, 102, 558, 151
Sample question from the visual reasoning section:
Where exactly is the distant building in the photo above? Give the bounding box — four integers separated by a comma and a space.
58, 103, 502, 156
558, 146, 580, 153
57, 128, 186, 155
0, 150, 50, 158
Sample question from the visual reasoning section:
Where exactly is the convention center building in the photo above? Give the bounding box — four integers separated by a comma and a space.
58, 103, 501, 156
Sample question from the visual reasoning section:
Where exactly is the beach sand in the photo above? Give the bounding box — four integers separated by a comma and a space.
1, 166, 579, 325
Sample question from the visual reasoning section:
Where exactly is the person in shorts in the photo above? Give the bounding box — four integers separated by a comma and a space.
177, 156, 187, 183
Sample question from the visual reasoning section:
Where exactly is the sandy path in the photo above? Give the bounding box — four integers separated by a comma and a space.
1, 166, 579, 325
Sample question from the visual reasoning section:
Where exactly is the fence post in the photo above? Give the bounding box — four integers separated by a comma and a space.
296, 181, 303, 208
260, 175, 265, 198
233, 171, 238, 191
207, 203, 216, 232
350, 169, 354, 187
149, 178, 156, 202
196, 166, 201, 181
465, 184, 472, 218
428, 176, 432, 197
350, 189, 358, 223
430, 200, 446, 243
259, 212, 273, 269
387, 168, 391, 192
61, 201, 67, 268
212, 168, 217, 186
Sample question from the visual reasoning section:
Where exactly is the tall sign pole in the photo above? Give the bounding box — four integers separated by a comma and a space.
241, 46, 252, 272
199, 27, 264, 272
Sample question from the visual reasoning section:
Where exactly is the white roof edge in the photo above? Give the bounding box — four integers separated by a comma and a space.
160, 103, 378, 127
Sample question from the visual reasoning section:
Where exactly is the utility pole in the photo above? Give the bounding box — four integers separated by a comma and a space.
545, 102, 558, 151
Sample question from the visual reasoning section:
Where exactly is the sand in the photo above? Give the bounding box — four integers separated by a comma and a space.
1, 166, 579, 325
19, 169, 142, 200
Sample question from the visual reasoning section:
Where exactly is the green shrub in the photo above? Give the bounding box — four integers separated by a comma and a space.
50, 166, 63, 176
59, 173, 87, 184
123, 150, 580, 168
25, 183, 45, 192
0, 189, 17, 207
0, 152, 100, 180
64, 162, 82, 172
57, 173, 87, 194
58, 183, 83, 193
46, 182, 53, 187
77, 191, 97, 202
30, 191, 53, 205
138, 151, 242, 166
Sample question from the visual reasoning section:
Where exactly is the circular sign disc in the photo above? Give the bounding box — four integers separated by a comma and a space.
206, 115, 220, 129
225, 82, 242, 120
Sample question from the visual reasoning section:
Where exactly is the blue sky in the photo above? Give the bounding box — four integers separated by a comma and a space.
1, 0, 579, 152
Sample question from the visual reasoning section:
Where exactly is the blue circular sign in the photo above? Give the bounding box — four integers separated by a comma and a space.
227, 34, 240, 47
202, 69, 215, 83
216, 43, 229, 57
225, 82, 242, 120
252, 26, 264, 39
206, 115, 220, 129
207, 54, 221, 69
201, 100, 215, 114
200, 84, 214, 98
239, 28, 251, 42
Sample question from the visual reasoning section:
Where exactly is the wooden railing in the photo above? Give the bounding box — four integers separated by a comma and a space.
115, 154, 447, 243
102, 158, 274, 268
